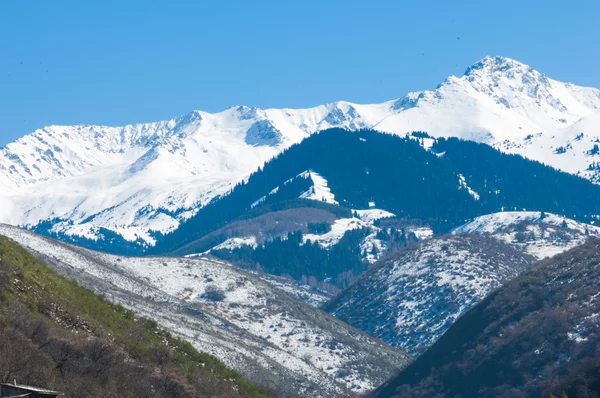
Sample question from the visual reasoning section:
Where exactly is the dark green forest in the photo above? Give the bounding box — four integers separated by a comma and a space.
212, 228, 370, 290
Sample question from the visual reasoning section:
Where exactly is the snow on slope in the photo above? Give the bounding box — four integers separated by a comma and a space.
324, 235, 533, 355
0, 224, 408, 396
355, 209, 396, 224
299, 171, 338, 204
211, 236, 258, 251
187, 249, 332, 307
377, 56, 600, 141
324, 212, 600, 355
303, 217, 368, 247
376, 56, 600, 183
453, 211, 600, 259
2, 56, 600, 245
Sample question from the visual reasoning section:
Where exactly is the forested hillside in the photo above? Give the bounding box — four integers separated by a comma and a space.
372, 239, 600, 397
154, 129, 600, 256
170, 199, 350, 256
0, 235, 275, 397
213, 228, 370, 291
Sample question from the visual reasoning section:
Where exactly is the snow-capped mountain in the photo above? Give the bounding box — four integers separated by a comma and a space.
0, 224, 408, 396
2, 56, 600, 245
0, 107, 303, 245
378, 57, 600, 143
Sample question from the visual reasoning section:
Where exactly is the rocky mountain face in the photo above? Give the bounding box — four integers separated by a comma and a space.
0, 224, 408, 397
372, 238, 600, 398
2, 56, 600, 247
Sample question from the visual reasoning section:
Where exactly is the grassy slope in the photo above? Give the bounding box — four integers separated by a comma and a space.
0, 235, 277, 398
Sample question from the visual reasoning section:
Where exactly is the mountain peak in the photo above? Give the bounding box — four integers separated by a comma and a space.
173, 110, 203, 130
464, 56, 532, 76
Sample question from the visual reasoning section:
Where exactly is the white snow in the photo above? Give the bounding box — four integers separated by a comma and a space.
298, 171, 338, 204
412, 227, 434, 240
458, 174, 480, 200
211, 236, 258, 251
303, 218, 367, 247
355, 209, 395, 225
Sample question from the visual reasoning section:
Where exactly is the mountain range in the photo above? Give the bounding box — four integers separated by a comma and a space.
3, 55, 600, 397
2, 56, 600, 248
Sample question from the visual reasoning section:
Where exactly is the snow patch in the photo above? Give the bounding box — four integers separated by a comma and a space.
355, 209, 395, 225
458, 174, 480, 200
299, 171, 338, 204
303, 218, 367, 248
212, 236, 258, 251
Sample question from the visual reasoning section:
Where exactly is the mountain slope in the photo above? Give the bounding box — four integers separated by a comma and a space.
372, 238, 600, 398
0, 108, 299, 247
323, 235, 533, 355
0, 224, 408, 397
0, 235, 275, 398
2, 56, 600, 246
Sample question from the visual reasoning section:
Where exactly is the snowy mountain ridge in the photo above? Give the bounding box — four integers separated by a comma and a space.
2, 55, 600, 244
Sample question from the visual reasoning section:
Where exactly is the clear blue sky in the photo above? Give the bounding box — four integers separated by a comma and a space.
1, 0, 599, 145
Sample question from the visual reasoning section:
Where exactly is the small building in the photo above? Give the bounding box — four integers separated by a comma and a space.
0, 382, 63, 397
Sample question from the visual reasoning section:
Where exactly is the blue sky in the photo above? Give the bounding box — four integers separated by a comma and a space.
1, 0, 599, 145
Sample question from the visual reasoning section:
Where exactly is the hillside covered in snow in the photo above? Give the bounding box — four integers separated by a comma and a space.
323, 235, 533, 355
2, 56, 600, 247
